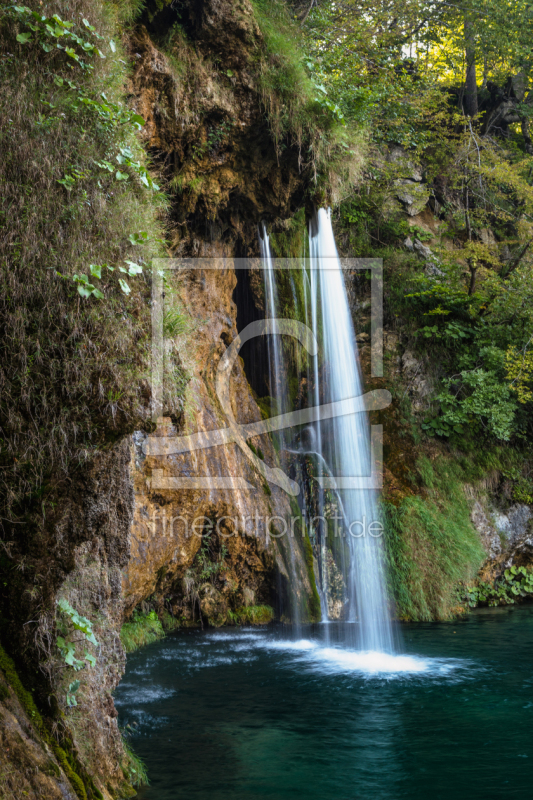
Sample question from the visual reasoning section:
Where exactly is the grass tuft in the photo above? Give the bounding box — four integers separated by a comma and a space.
226, 605, 274, 625
122, 739, 149, 787
120, 611, 165, 653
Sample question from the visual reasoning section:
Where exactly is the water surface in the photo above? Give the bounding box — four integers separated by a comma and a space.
115, 607, 533, 799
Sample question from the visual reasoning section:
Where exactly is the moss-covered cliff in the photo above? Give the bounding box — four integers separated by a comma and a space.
0, 0, 333, 796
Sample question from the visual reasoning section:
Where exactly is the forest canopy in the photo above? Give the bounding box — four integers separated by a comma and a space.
287, 0, 533, 448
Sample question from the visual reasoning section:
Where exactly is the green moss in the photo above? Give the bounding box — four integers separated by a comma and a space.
160, 609, 181, 633
53, 746, 88, 800
303, 532, 322, 622
0, 643, 88, 799
247, 441, 265, 460
0, 683, 9, 701
120, 610, 165, 653
382, 456, 487, 621
227, 605, 274, 625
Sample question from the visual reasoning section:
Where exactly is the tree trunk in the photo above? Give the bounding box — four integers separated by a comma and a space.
464, 16, 478, 117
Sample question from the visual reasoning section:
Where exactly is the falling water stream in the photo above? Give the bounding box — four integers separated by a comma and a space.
262, 208, 394, 653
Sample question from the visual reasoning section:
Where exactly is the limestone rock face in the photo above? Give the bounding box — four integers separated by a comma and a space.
129, 3, 307, 251
119, 0, 316, 620
474, 502, 533, 581
123, 254, 314, 621
387, 145, 430, 216
0, 671, 77, 800
401, 350, 432, 413
471, 501, 502, 560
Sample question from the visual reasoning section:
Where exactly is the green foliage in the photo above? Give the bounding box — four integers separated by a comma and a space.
120, 610, 165, 654
7, 5, 106, 70
383, 456, 486, 621
464, 566, 533, 608
56, 598, 98, 673
226, 605, 274, 625
192, 535, 228, 583
428, 369, 517, 441
0, 0, 168, 530
250, 0, 362, 186
67, 679, 81, 708
122, 738, 149, 787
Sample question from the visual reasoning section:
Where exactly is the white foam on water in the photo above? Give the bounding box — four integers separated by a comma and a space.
205, 631, 266, 642
309, 647, 432, 675
114, 686, 175, 705
263, 639, 319, 653
254, 637, 467, 679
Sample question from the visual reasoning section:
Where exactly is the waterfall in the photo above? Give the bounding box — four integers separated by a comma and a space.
260, 209, 396, 654
260, 223, 301, 630
309, 208, 394, 653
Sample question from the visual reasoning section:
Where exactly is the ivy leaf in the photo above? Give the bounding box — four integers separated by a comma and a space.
109, 38, 116, 52
89, 264, 102, 279
115, 170, 129, 181
77, 284, 94, 298
16, 32, 32, 44
64, 648, 78, 667
118, 278, 131, 294
84, 652, 96, 668
125, 260, 143, 275
130, 113, 145, 129
65, 47, 80, 62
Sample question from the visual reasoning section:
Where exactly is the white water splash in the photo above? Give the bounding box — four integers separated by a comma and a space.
259, 638, 466, 678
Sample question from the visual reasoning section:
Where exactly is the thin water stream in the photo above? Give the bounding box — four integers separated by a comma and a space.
116, 607, 533, 800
